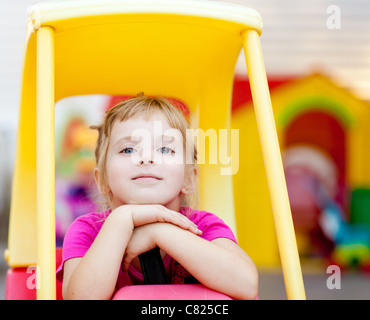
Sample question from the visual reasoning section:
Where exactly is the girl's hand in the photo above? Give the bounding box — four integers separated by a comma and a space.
122, 223, 161, 271
117, 204, 202, 235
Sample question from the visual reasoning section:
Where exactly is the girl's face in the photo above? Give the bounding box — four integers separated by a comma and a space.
102, 111, 194, 211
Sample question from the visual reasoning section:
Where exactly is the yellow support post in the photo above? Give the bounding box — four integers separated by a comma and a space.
36, 26, 56, 300
242, 29, 306, 300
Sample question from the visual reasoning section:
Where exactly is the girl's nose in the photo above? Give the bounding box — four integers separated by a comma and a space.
136, 147, 155, 165
139, 159, 154, 165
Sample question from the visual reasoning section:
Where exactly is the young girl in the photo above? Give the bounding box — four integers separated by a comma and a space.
56, 94, 258, 300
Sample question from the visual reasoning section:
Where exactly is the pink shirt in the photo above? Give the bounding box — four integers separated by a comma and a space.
56, 207, 237, 291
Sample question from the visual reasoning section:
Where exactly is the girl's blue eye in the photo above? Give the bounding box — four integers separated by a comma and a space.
120, 147, 136, 154
159, 147, 174, 154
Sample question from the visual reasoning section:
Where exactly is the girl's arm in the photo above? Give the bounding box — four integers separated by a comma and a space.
63, 209, 133, 300
63, 205, 201, 300
124, 223, 258, 300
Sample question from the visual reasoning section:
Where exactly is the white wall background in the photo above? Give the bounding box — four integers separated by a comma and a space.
233, 0, 370, 100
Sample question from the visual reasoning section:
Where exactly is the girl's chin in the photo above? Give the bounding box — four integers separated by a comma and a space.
110, 189, 182, 207
117, 199, 168, 206
116, 197, 180, 208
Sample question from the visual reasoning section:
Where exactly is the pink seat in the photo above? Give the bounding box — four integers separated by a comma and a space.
112, 284, 232, 300
5, 248, 64, 300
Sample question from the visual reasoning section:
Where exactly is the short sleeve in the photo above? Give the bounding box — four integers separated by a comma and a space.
56, 212, 105, 282
186, 209, 237, 244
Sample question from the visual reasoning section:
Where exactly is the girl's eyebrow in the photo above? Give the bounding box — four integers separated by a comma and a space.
112, 134, 177, 148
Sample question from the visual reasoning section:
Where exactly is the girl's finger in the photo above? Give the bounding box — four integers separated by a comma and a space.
122, 255, 130, 272
161, 207, 202, 235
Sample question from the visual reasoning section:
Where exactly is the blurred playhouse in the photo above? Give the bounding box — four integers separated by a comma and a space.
56, 72, 370, 270
232, 72, 370, 270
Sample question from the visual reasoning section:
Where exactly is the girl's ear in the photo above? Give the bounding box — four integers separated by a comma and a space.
93, 167, 102, 194
181, 166, 197, 195
94, 167, 113, 208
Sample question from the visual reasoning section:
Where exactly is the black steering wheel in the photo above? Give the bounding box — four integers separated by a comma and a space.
139, 247, 169, 284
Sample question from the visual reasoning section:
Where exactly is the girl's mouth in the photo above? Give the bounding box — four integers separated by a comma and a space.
132, 175, 162, 181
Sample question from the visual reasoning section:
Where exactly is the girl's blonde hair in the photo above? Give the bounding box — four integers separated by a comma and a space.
91, 93, 198, 210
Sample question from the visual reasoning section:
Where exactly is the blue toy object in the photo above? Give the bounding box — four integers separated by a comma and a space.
317, 184, 370, 269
